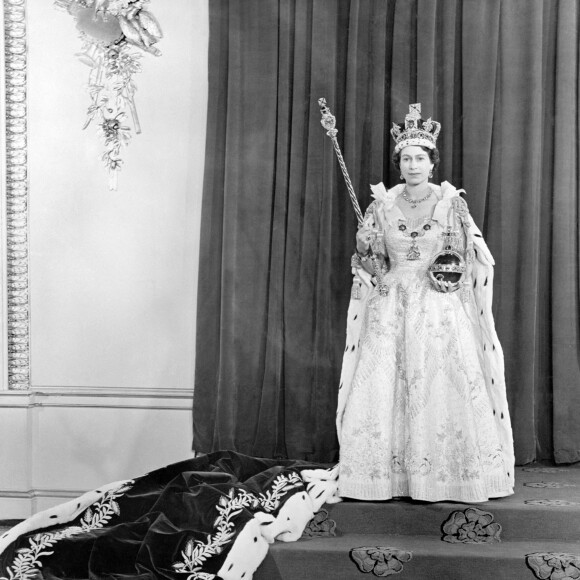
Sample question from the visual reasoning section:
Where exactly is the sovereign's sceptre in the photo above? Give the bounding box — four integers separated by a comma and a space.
318, 98, 388, 297
318, 98, 364, 226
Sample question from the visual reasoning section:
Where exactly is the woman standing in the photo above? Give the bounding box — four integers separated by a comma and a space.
336, 104, 515, 502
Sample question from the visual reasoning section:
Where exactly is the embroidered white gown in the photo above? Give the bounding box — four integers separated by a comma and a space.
337, 182, 515, 503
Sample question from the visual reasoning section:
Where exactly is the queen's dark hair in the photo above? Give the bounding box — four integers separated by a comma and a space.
392, 146, 440, 173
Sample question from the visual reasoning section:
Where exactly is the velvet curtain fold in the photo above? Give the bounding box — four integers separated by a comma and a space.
193, 0, 580, 464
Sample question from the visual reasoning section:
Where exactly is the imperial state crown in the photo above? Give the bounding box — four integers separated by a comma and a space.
391, 103, 441, 153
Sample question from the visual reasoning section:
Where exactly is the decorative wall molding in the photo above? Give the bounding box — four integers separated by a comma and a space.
0, 388, 195, 518
29, 385, 193, 398
0, 385, 193, 409
0, 389, 31, 407
0, 488, 86, 499
3, 0, 30, 390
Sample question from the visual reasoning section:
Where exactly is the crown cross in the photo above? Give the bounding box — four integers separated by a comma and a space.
409, 103, 421, 118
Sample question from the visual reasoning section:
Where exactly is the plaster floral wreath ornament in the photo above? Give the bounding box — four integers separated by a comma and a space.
54, 0, 163, 190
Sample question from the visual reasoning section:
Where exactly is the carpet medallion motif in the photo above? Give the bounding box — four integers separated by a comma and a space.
441, 507, 501, 543
301, 510, 336, 538
525, 552, 580, 580
524, 482, 577, 489
350, 547, 412, 577
524, 499, 579, 507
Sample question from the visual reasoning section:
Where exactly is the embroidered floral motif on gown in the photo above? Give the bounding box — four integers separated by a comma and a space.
337, 182, 515, 503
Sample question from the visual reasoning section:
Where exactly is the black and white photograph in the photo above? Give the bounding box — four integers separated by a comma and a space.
0, 1, 579, 578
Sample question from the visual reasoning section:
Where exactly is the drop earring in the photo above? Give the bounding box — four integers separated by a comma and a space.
400, 174, 404, 180
429, 170, 433, 178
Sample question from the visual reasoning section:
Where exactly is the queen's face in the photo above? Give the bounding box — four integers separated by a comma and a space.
399, 146, 434, 187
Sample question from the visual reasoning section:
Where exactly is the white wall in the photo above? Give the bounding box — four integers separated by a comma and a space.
29, 0, 207, 389
0, 0, 209, 517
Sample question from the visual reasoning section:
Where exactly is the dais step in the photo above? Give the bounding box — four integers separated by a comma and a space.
258, 534, 580, 580
325, 496, 580, 542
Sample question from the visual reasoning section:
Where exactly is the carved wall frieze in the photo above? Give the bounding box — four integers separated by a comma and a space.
54, 0, 163, 190
3, 0, 30, 389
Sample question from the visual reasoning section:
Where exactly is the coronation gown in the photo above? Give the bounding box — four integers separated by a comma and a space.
337, 181, 515, 503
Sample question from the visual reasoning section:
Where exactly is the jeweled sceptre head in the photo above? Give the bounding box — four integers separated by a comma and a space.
318, 98, 338, 137
390, 103, 441, 153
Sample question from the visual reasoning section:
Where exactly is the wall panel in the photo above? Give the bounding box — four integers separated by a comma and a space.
1, 0, 209, 518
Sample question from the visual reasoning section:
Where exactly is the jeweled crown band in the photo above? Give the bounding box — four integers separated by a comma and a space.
391, 103, 441, 153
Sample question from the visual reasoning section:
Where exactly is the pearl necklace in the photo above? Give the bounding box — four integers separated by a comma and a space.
402, 186, 432, 209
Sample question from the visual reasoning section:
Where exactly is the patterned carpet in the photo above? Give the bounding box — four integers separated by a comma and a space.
257, 463, 580, 579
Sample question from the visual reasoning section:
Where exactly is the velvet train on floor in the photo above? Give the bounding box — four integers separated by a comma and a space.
0, 451, 338, 580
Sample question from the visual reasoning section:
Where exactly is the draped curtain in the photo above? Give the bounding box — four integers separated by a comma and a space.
193, 0, 580, 464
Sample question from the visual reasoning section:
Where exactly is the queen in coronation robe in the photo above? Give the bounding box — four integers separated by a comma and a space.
336, 104, 515, 503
